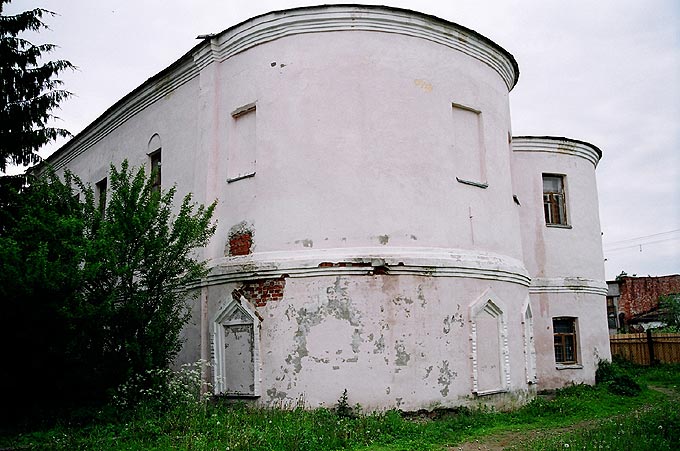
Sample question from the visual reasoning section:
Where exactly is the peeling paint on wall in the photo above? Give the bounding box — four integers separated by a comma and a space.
394, 340, 411, 366
283, 277, 365, 378
294, 239, 314, 248
437, 360, 457, 397
443, 305, 464, 333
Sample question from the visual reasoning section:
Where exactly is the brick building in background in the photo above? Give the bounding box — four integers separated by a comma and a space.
607, 274, 680, 332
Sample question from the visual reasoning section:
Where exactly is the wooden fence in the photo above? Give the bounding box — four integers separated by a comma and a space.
610, 331, 680, 365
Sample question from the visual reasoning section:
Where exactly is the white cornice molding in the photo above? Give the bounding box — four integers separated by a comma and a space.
205, 6, 518, 91
512, 136, 602, 168
45, 5, 518, 172
48, 57, 200, 172
195, 247, 531, 287
529, 277, 607, 296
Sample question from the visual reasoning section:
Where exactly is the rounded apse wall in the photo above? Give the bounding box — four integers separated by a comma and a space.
202, 5, 533, 410
512, 136, 605, 284
206, 5, 523, 265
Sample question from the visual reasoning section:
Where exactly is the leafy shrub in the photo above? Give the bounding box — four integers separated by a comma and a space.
607, 374, 642, 396
112, 360, 210, 413
595, 359, 642, 396
334, 389, 360, 419
595, 359, 619, 384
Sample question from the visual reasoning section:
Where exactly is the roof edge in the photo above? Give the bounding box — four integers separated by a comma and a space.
40, 4, 520, 171
512, 135, 603, 167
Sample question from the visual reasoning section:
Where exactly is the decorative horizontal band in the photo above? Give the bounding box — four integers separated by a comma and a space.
512, 136, 602, 167
48, 59, 200, 171
45, 5, 518, 173
198, 6, 518, 90
195, 247, 531, 288
529, 277, 607, 296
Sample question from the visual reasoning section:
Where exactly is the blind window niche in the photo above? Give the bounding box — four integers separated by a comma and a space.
452, 102, 487, 187
227, 102, 257, 183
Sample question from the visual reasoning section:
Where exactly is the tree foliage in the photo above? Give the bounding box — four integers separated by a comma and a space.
658, 294, 680, 331
0, 0, 74, 172
0, 162, 216, 419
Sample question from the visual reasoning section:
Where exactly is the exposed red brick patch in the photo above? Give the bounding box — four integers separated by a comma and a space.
618, 275, 680, 322
229, 231, 252, 256
237, 277, 286, 307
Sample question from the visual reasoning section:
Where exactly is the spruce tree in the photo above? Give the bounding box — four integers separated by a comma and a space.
0, 0, 74, 172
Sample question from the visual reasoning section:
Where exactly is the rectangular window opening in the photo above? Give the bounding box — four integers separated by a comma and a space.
543, 174, 568, 226
553, 317, 578, 364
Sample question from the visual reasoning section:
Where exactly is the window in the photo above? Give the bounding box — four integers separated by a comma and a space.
543, 174, 567, 225
95, 178, 107, 214
150, 150, 161, 193
553, 317, 577, 364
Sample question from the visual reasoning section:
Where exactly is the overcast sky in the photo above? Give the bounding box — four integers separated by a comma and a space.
5, 0, 679, 280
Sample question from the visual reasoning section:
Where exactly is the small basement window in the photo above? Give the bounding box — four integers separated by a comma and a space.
543, 174, 567, 226
553, 317, 578, 364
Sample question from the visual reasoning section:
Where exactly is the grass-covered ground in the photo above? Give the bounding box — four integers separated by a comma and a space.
1, 362, 678, 450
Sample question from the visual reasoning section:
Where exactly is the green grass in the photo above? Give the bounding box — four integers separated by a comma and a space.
508, 399, 679, 450
1, 363, 678, 451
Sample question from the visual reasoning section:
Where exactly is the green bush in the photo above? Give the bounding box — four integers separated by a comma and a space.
595, 358, 642, 396
595, 358, 619, 384
607, 374, 642, 396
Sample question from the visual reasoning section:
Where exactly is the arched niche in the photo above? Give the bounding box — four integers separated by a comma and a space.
469, 289, 510, 395
213, 292, 261, 397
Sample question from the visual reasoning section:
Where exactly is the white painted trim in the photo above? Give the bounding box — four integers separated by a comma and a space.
512, 136, 602, 167
203, 6, 518, 90
469, 289, 511, 395
46, 5, 517, 173
529, 277, 607, 296
197, 247, 531, 287
48, 57, 199, 171
521, 297, 537, 384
